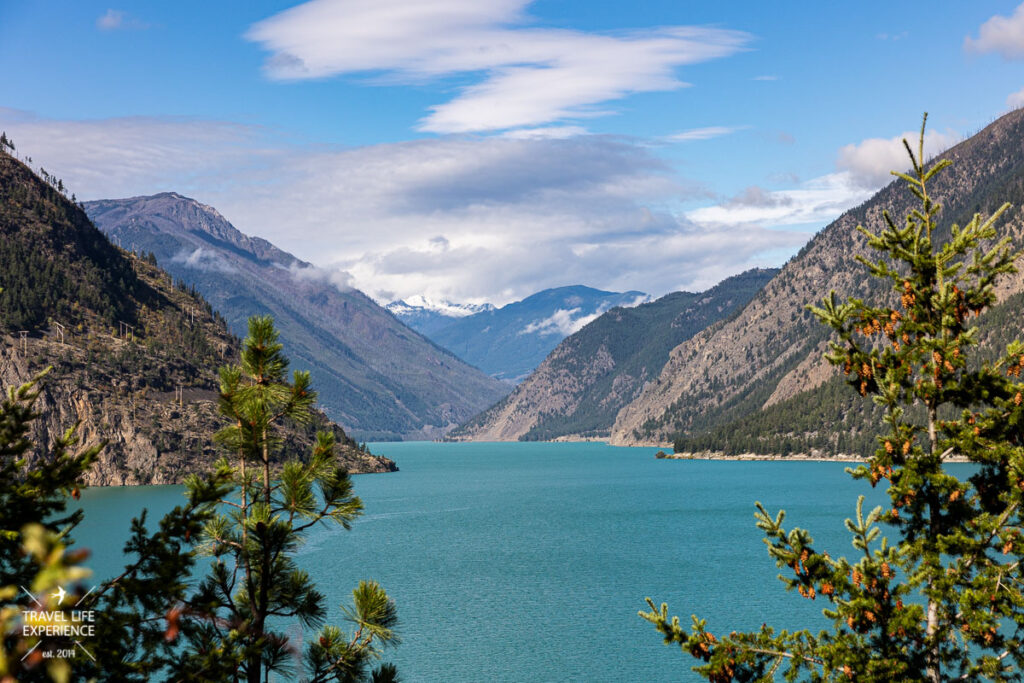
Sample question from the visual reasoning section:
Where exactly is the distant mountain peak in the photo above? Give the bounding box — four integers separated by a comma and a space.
85, 193, 510, 440
449, 268, 778, 442
391, 285, 651, 382
389, 295, 496, 318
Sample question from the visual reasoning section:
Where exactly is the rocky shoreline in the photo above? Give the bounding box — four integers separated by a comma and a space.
658, 450, 970, 464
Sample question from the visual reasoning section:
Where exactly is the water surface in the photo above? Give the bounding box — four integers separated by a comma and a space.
75, 442, 930, 682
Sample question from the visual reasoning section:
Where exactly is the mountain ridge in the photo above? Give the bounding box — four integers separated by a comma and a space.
85, 192, 511, 441
610, 108, 1024, 449
450, 268, 777, 441
0, 149, 396, 484
394, 284, 648, 382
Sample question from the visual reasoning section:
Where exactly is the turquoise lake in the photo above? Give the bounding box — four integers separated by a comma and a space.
72, 442, 939, 682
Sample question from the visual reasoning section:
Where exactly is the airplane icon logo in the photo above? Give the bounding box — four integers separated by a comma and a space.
51, 586, 66, 605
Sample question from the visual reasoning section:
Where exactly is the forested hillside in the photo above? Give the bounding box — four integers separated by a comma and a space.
452, 268, 776, 441
611, 108, 1024, 454
0, 149, 395, 483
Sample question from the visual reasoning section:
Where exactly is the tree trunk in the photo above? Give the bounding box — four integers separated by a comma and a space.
248, 427, 273, 683
926, 404, 940, 683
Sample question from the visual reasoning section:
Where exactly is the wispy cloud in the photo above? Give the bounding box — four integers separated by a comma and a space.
171, 247, 237, 273
96, 9, 149, 31
752, 74, 779, 81
521, 308, 589, 336
245, 0, 751, 133
688, 173, 871, 230
965, 3, 1024, 59
288, 262, 354, 292
0, 107, 802, 304
684, 127, 962, 233
667, 125, 746, 142
521, 294, 649, 337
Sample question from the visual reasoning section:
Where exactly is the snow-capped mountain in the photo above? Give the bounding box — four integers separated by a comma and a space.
391, 286, 648, 382
386, 296, 496, 336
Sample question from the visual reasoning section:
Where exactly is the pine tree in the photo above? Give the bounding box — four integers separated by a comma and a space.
0, 367, 101, 589
640, 115, 1024, 681
0, 365, 102, 682
75, 316, 399, 681
201, 315, 400, 683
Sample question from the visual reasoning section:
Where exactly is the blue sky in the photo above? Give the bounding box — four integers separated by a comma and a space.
2, 1, 1023, 304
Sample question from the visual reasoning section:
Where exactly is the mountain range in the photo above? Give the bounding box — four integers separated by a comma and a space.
452, 269, 776, 441
385, 296, 495, 337
0, 149, 395, 484
610, 108, 1024, 452
84, 193, 510, 441
391, 286, 648, 382
453, 108, 1024, 455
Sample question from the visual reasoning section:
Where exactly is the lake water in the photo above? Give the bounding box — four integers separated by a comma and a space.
73, 442, 933, 682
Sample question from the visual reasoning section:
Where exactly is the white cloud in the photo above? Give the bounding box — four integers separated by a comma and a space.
0, 108, 802, 305
520, 298, 646, 336
752, 75, 779, 81
171, 247, 237, 273
96, 9, 149, 31
245, 0, 751, 133
288, 262, 355, 292
500, 126, 589, 140
521, 308, 587, 336
688, 173, 872, 230
683, 126, 963, 236
965, 3, 1024, 59
667, 125, 745, 142
0, 108, 275, 199
836, 128, 961, 188
1008, 86, 1024, 108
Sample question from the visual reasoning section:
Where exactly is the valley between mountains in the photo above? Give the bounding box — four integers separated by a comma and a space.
3, 107, 1024, 485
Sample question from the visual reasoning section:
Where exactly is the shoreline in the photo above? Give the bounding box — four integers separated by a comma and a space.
661, 450, 971, 464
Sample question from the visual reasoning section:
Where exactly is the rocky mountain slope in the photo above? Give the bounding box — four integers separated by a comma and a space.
84, 193, 510, 440
394, 285, 647, 382
451, 269, 776, 441
0, 149, 395, 484
611, 109, 1024, 450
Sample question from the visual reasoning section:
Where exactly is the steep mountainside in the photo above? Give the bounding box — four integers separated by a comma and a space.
85, 193, 510, 440
452, 269, 776, 441
396, 285, 647, 382
612, 109, 1024, 449
0, 150, 395, 483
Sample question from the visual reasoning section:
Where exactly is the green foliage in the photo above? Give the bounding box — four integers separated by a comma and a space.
0, 150, 139, 330
1, 524, 93, 683
77, 463, 236, 681
0, 367, 99, 682
200, 315, 399, 682
642, 115, 1024, 681
74, 316, 398, 681
0, 369, 100, 588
